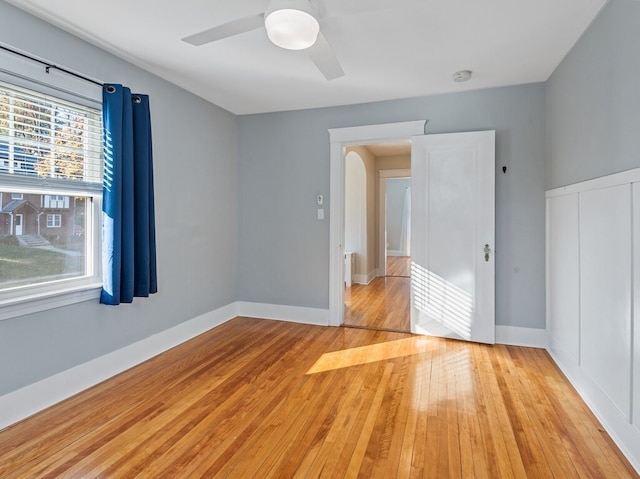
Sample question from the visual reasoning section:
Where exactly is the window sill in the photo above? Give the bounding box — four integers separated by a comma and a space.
0, 282, 102, 321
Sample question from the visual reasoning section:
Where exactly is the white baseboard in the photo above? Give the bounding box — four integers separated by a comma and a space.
353, 270, 377, 285
547, 342, 640, 474
0, 302, 238, 430
237, 301, 330, 326
495, 325, 549, 348
352, 274, 368, 284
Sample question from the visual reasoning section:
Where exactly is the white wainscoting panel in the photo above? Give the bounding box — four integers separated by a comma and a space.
579, 185, 632, 420
547, 169, 640, 472
546, 193, 580, 364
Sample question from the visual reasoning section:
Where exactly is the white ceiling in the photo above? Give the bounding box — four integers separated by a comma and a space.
5, 0, 607, 115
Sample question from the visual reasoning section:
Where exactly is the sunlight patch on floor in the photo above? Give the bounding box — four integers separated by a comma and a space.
306, 337, 430, 374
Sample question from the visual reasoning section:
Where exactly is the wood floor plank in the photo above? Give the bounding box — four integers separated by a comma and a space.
443, 341, 463, 479
476, 345, 527, 478
502, 347, 582, 478
454, 345, 478, 479
395, 355, 425, 479
319, 362, 395, 478
0, 317, 637, 478
407, 361, 431, 477
344, 361, 395, 478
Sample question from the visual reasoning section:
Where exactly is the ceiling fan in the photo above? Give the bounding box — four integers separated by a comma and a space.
181, 0, 408, 81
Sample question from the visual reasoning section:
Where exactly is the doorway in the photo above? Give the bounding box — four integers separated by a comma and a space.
343, 151, 412, 332
328, 120, 426, 328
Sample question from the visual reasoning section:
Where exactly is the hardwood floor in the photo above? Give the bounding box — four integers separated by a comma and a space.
386, 255, 411, 277
344, 276, 410, 331
0, 317, 637, 478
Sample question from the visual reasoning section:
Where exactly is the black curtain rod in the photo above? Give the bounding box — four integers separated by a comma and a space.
0, 44, 103, 87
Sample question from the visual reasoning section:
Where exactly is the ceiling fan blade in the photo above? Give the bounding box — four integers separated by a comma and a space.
307, 32, 344, 80
182, 13, 265, 46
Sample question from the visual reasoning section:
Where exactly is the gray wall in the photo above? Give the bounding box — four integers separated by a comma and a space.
237, 83, 546, 329
0, 1, 238, 396
546, 0, 640, 188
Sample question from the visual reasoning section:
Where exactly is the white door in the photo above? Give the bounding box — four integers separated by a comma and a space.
15, 214, 23, 235
410, 131, 495, 344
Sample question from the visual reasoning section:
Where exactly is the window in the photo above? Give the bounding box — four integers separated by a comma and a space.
43, 194, 68, 209
0, 79, 102, 309
46, 214, 62, 228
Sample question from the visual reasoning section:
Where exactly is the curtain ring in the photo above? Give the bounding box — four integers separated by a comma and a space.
106, 85, 116, 94
133, 95, 142, 104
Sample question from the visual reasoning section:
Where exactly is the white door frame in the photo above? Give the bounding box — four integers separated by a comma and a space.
378, 169, 411, 277
328, 120, 427, 327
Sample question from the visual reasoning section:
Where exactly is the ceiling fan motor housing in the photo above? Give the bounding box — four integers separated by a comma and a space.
265, 0, 320, 50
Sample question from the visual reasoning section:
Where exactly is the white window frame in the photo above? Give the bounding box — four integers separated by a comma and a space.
0, 65, 103, 321
11, 192, 23, 200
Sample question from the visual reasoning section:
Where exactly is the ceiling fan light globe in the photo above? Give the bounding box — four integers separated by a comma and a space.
265, 8, 320, 50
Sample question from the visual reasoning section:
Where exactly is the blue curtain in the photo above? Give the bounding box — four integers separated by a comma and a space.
101, 84, 157, 305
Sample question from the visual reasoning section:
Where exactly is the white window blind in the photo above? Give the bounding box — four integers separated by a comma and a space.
0, 79, 102, 193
